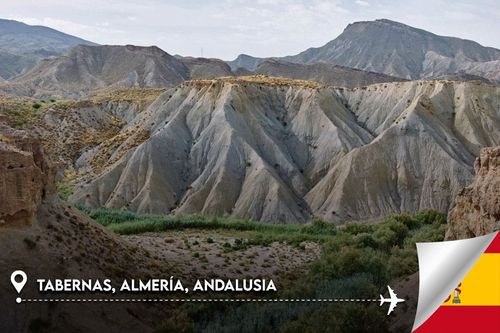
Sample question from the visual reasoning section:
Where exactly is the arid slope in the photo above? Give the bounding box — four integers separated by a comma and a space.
69, 78, 500, 223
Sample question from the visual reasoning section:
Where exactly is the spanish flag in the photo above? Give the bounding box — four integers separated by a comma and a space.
414, 232, 500, 332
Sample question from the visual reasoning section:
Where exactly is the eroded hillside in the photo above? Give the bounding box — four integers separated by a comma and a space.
0, 88, 164, 167
65, 77, 499, 223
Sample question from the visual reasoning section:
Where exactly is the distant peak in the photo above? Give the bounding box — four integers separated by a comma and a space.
375, 19, 407, 26
345, 19, 413, 29
234, 54, 257, 60
342, 19, 434, 37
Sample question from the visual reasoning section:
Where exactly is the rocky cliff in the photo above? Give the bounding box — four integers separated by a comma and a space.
446, 147, 500, 239
0, 123, 55, 225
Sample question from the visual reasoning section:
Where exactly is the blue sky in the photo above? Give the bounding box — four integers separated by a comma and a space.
5, 0, 500, 60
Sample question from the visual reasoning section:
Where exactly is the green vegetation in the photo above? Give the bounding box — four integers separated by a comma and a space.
187, 210, 445, 333
78, 206, 446, 332
76, 206, 339, 245
57, 182, 73, 201
0, 97, 74, 128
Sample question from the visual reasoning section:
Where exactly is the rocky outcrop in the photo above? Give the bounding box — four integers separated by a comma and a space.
70, 78, 500, 223
0, 123, 56, 225
446, 147, 500, 239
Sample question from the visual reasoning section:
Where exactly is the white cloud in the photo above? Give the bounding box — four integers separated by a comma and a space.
355, 0, 370, 6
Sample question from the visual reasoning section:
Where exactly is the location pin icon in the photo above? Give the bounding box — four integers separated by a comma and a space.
11, 270, 27, 294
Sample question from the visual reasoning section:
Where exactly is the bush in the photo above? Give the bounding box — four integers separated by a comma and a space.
302, 217, 337, 235
57, 182, 73, 201
32, 102, 41, 109
343, 223, 374, 235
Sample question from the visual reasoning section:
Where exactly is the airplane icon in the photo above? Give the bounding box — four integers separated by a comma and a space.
379, 285, 405, 315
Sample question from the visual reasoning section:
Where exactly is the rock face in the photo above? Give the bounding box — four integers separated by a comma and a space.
446, 147, 500, 239
230, 19, 500, 83
0, 123, 55, 225
70, 78, 500, 223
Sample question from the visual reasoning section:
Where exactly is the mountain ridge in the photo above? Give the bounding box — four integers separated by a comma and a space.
0, 44, 413, 98
229, 19, 500, 83
1, 44, 192, 98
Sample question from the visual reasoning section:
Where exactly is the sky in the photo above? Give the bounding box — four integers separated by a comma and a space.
4, 0, 500, 60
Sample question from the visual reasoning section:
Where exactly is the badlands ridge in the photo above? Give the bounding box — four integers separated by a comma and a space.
67, 77, 499, 223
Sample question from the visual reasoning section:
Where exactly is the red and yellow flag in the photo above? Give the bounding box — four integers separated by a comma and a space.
415, 232, 500, 332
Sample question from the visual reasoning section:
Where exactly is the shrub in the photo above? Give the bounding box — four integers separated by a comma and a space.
57, 182, 73, 201
302, 217, 337, 235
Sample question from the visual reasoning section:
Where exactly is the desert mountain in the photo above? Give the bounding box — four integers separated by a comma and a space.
0, 18, 96, 79
179, 56, 234, 79
251, 60, 406, 87
2, 45, 189, 98
227, 54, 268, 71
68, 77, 500, 223
230, 19, 500, 83
0, 45, 238, 98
